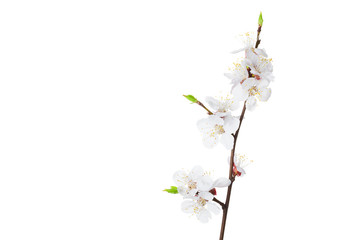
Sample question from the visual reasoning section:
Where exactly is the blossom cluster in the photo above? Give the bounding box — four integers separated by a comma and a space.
198, 32, 274, 150
164, 15, 274, 224
173, 166, 230, 223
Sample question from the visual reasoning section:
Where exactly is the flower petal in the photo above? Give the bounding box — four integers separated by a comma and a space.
254, 48, 268, 57
190, 166, 204, 180
212, 178, 231, 188
258, 88, 271, 102
220, 133, 234, 150
231, 48, 245, 54
238, 167, 246, 177
241, 78, 257, 91
202, 133, 220, 148
198, 191, 214, 201
205, 96, 220, 111
173, 170, 187, 186
257, 79, 270, 89
197, 175, 214, 192
181, 200, 195, 213
246, 96, 257, 111
223, 115, 239, 133
197, 115, 224, 148
232, 84, 249, 101
197, 209, 211, 223
207, 202, 221, 215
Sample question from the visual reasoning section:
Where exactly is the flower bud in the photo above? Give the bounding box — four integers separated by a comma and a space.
183, 94, 198, 103
163, 186, 178, 194
258, 12, 263, 26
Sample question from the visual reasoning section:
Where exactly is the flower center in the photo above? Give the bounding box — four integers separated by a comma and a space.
197, 197, 207, 207
248, 86, 260, 96
254, 74, 261, 80
214, 125, 225, 134
188, 180, 197, 190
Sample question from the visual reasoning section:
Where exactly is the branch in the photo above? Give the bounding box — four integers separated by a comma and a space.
213, 197, 226, 210
197, 101, 213, 115
183, 95, 213, 115
255, 25, 262, 49
218, 19, 263, 240
219, 102, 246, 240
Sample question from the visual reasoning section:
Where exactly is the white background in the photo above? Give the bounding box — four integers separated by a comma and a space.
1, 0, 359, 239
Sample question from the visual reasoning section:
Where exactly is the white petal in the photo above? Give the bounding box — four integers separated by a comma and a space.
198, 191, 214, 201
257, 79, 270, 89
205, 96, 220, 111
202, 133, 220, 148
212, 178, 231, 188
224, 72, 235, 80
197, 209, 211, 223
223, 116, 239, 133
207, 202, 221, 215
197, 118, 221, 148
197, 118, 210, 132
231, 48, 245, 54
262, 72, 274, 82
177, 186, 187, 196
190, 166, 204, 179
254, 48, 268, 57
197, 115, 223, 132
258, 88, 271, 102
181, 200, 195, 213
229, 98, 240, 111
220, 133, 234, 150
188, 189, 198, 197
173, 170, 187, 186
241, 78, 257, 91
197, 175, 214, 192
238, 167, 246, 177
232, 84, 249, 101
208, 115, 224, 125
246, 96, 257, 111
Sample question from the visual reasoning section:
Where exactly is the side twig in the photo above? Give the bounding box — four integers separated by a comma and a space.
213, 197, 226, 210
197, 101, 213, 115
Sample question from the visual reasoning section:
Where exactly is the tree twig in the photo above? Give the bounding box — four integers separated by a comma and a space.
213, 197, 226, 210
197, 101, 213, 115
218, 102, 246, 240
218, 19, 263, 239
255, 25, 262, 48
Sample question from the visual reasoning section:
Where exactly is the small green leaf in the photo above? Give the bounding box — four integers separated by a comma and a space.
258, 12, 263, 26
183, 94, 198, 103
163, 186, 178, 194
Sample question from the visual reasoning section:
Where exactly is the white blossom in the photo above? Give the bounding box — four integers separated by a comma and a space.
245, 50, 274, 84
181, 196, 221, 223
232, 77, 271, 111
197, 113, 239, 149
224, 59, 249, 88
173, 166, 230, 199
174, 166, 230, 223
229, 154, 253, 177
231, 32, 268, 57
205, 94, 240, 116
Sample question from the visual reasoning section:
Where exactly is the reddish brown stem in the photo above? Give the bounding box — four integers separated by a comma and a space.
213, 197, 225, 210
218, 19, 263, 239
218, 102, 246, 240
255, 25, 262, 48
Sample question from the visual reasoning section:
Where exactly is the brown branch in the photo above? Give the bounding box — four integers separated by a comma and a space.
218, 102, 246, 240
213, 197, 225, 210
255, 25, 262, 49
218, 20, 263, 239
